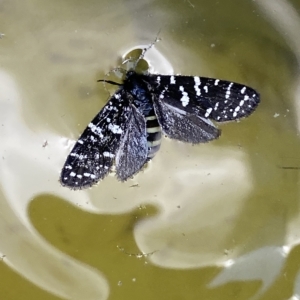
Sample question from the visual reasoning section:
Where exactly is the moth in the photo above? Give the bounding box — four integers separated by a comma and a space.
60, 47, 260, 189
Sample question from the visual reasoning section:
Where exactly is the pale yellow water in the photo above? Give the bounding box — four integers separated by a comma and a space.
0, 0, 300, 299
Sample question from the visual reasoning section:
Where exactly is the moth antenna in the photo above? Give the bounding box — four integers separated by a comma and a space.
134, 30, 162, 69
99, 67, 126, 93
97, 79, 122, 86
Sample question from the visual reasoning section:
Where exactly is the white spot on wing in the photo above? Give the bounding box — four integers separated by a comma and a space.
194, 77, 201, 96
205, 107, 213, 117
194, 77, 201, 85
108, 123, 123, 134
88, 123, 103, 138
159, 89, 166, 99
179, 86, 189, 107
103, 151, 115, 158
225, 82, 234, 99
90, 135, 97, 142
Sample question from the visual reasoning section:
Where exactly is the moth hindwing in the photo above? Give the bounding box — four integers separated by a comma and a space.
60, 70, 259, 189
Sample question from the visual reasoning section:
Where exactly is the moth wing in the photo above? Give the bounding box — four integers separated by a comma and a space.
115, 104, 148, 181
153, 96, 220, 143
60, 89, 130, 189
149, 75, 260, 122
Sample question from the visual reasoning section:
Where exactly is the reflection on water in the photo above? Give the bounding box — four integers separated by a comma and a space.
0, 0, 300, 299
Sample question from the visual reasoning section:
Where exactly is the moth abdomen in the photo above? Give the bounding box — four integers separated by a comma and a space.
145, 114, 162, 159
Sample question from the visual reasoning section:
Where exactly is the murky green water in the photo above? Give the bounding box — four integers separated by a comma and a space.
0, 0, 300, 299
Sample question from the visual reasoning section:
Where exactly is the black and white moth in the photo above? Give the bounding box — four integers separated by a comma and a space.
60, 62, 259, 189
